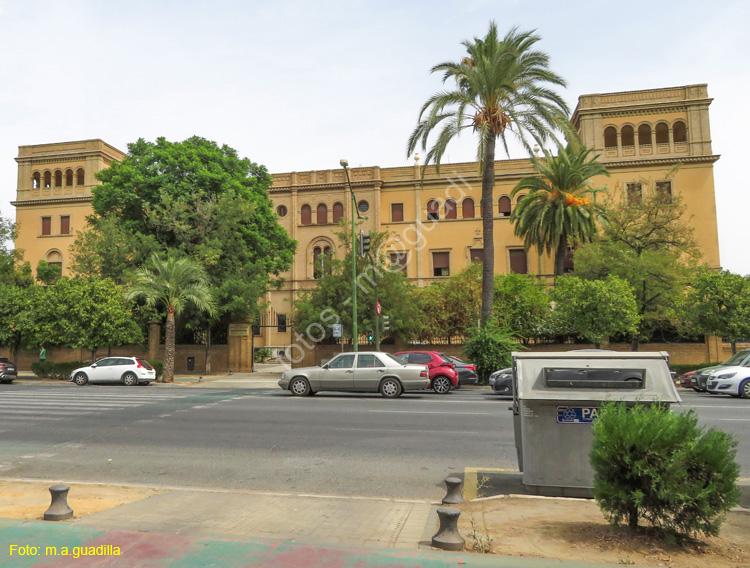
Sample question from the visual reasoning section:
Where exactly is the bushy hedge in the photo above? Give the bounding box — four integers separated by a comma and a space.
590, 401, 740, 537
148, 360, 163, 380
462, 324, 517, 384
31, 361, 87, 380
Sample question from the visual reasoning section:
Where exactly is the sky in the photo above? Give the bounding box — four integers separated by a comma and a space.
1, 0, 748, 275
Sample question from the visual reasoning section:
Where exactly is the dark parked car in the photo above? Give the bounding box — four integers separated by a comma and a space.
442, 355, 478, 387
692, 349, 750, 392
394, 351, 459, 394
0, 357, 17, 384
490, 367, 512, 396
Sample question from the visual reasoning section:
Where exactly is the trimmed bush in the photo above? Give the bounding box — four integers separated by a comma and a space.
590, 401, 740, 537
31, 361, 87, 380
462, 324, 518, 384
254, 348, 272, 363
148, 361, 163, 381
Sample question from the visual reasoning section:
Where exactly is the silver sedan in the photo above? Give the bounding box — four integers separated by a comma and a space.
278, 351, 430, 398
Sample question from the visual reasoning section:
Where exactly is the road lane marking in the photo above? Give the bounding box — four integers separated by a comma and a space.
368, 410, 494, 415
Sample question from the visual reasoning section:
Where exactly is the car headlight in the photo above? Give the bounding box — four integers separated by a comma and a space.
716, 372, 736, 380
281, 372, 287, 380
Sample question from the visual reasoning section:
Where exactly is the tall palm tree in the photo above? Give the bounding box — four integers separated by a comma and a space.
510, 143, 608, 276
127, 252, 217, 382
407, 22, 570, 326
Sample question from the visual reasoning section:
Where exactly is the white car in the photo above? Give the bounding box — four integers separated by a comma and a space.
70, 357, 156, 386
706, 366, 750, 398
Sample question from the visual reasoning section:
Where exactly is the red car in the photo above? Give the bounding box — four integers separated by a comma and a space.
394, 351, 459, 394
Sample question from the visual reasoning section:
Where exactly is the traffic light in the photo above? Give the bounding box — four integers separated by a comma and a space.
367, 330, 373, 342
360, 230, 371, 256
382, 315, 390, 331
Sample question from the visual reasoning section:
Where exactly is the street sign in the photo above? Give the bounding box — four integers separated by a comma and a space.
556, 406, 599, 424
376, 302, 382, 315
332, 324, 342, 338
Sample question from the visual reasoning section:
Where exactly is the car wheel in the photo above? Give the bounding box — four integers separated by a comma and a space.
741, 379, 750, 399
73, 372, 88, 386
380, 378, 402, 398
122, 372, 138, 386
289, 377, 311, 396
432, 376, 452, 394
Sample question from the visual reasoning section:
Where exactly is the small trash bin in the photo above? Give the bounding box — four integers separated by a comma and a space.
512, 351, 681, 496
187, 356, 195, 372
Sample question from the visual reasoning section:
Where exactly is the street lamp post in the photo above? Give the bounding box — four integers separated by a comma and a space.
340, 159, 358, 351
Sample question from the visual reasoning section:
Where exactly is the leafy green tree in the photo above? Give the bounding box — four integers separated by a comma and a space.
574, 190, 699, 349
292, 230, 421, 345
413, 262, 481, 342
551, 275, 640, 348
493, 273, 552, 343
0, 216, 34, 287
71, 136, 296, 330
462, 323, 519, 383
591, 401, 740, 536
36, 260, 62, 285
126, 252, 217, 382
0, 284, 38, 361
511, 143, 608, 275
407, 22, 569, 326
47, 277, 143, 361
685, 269, 750, 354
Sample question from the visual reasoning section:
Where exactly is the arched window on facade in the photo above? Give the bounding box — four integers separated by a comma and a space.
46, 250, 63, 269
316, 203, 328, 224
673, 121, 687, 143
655, 122, 669, 144
32, 172, 40, 189
313, 246, 322, 279
76, 168, 85, 185
498, 196, 511, 216
323, 246, 332, 275
516, 194, 526, 204
462, 198, 475, 219
332, 202, 344, 224
301, 205, 312, 225
638, 124, 652, 146
65, 169, 73, 186
427, 199, 439, 220
43, 171, 51, 188
444, 199, 457, 219
54, 170, 62, 187
604, 126, 618, 148
621, 125, 635, 147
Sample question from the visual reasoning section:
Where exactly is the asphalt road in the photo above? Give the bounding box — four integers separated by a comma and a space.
0, 384, 747, 500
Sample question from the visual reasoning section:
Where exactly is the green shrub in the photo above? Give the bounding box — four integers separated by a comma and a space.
462, 323, 518, 384
148, 361, 163, 380
31, 361, 87, 380
590, 401, 740, 537
254, 348, 272, 363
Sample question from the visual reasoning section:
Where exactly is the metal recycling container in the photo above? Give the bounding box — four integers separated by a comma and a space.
187, 356, 195, 372
512, 351, 681, 496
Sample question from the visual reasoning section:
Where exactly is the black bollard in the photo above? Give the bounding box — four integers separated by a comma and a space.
44, 485, 73, 521
431, 506, 464, 551
442, 476, 464, 504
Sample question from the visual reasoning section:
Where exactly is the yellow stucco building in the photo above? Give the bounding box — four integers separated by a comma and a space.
12, 84, 720, 355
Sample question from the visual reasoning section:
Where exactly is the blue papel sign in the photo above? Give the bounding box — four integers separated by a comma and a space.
557, 406, 599, 424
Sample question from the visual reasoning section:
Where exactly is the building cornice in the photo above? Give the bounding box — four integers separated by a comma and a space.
603, 155, 720, 168
11, 196, 93, 207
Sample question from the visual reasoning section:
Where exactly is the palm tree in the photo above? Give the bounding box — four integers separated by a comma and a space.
127, 252, 217, 382
510, 143, 608, 276
407, 22, 570, 326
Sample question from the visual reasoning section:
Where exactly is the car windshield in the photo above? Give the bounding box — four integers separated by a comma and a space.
381, 353, 407, 365
723, 351, 750, 366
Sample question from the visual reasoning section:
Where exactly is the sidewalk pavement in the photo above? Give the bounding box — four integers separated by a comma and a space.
0, 484, 643, 568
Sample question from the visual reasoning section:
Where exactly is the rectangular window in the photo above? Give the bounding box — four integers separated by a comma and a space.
470, 249, 484, 263
41, 217, 51, 236
509, 249, 528, 274
277, 314, 287, 333
60, 216, 70, 235
626, 182, 642, 204
655, 181, 672, 203
432, 251, 450, 277
389, 252, 408, 271
391, 203, 404, 222
252, 324, 261, 336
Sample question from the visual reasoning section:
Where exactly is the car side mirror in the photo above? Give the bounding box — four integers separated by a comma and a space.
322, 364, 329, 370
91, 364, 98, 368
